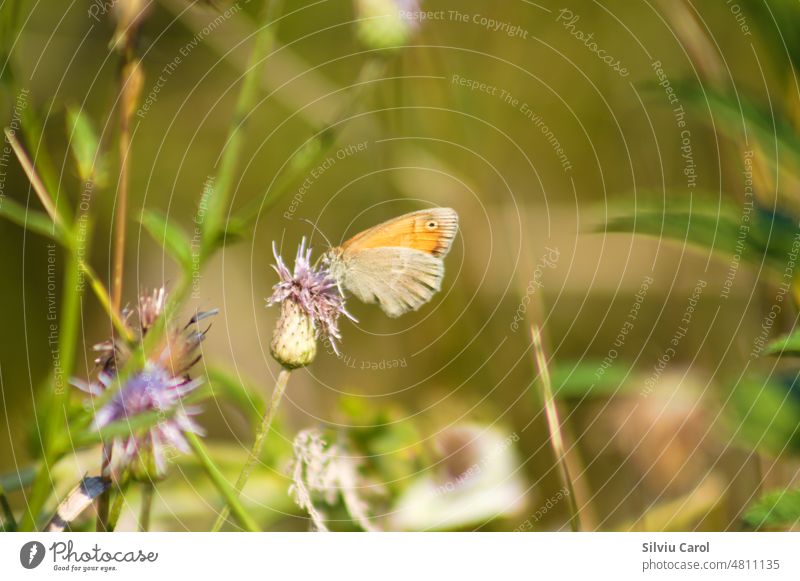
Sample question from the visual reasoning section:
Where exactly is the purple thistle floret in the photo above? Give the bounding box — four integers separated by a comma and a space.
72, 287, 214, 479
267, 238, 354, 355
74, 363, 204, 478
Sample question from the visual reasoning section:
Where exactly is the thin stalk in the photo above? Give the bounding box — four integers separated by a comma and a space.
106, 475, 131, 532
138, 480, 154, 532
202, 0, 284, 256
5, 127, 128, 339
90, 0, 285, 411
530, 324, 581, 532
4, 128, 64, 233
19, 462, 49, 532
112, 55, 141, 311
18, 100, 73, 223
185, 432, 259, 532
107, 62, 141, 520
234, 57, 387, 228
212, 368, 291, 531
560, 423, 597, 531
79, 259, 133, 342
19, 250, 83, 531
95, 446, 111, 531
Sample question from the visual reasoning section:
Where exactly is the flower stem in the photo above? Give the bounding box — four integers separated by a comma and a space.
185, 432, 260, 532
4, 127, 131, 340
4, 128, 64, 231
235, 57, 387, 228
530, 324, 581, 532
112, 53, 140, 311
211, 368, 291, 531
81, 260, 133, 341
92, 0, 285, 410
202, 0, 283, 257
138, 480, 154, 532
106, 475, 131, 532
95, 446, 112, 531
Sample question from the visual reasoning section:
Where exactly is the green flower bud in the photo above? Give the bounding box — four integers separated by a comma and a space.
271, 300, 318, 369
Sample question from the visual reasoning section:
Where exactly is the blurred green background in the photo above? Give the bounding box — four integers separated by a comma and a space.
2, 0, 800, 531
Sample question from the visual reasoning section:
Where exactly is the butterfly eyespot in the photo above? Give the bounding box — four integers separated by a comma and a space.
426, 221, 438, 230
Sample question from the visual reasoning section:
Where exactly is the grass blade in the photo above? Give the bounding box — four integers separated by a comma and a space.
0, 197, 64, 241
530, 324, 581, 532
186, 432, 260, 532
5, 127, 64, 229
212, 368, 291, 531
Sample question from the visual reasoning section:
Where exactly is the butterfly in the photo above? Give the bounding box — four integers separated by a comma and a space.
323, 208, 459, 318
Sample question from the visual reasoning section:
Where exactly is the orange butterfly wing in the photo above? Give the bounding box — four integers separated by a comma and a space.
339, 208, 458, 258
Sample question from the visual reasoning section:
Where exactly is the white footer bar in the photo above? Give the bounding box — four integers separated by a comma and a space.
1, 532, 798, 580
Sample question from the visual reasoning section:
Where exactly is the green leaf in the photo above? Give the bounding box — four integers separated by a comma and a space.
723, 374, 800, 456
67, 377, 218, 451
765, 330, 800, 356
0, 0, 26, 88
550, 360, 635, 399
0, 465, 36, 493
605, 209, 741, 260
602, 193, 791, 275
743, 488, 800, 529
0, 197, 63, 241
69, 408, 175, 449
749, 204, 800, 270
207, 223, 245, 252
20, 103, 73, 224
335, 398, 426, 496
140, 209, 192, 270
668, 82, 800, 194
744, 2, 800, 84
66, 105, 107, 186
185, 432, 260, 532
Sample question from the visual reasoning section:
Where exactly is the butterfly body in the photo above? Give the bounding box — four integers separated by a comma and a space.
324, 208, 459, 317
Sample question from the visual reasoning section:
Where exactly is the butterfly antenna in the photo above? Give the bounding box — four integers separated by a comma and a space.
300, 218, 334, 266
300, 218, 333, 248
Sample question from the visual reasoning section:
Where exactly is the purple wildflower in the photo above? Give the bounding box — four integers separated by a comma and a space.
74, 287, 215, 479
75, 363, 203, 479
267, 239, 353, 362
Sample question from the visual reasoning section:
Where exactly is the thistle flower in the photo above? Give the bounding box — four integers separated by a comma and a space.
354, 0, 421, 51
93, 287, 215, 378
74, 287, 216, 480
75, 364, 204, 480
267, 239, 352, 368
